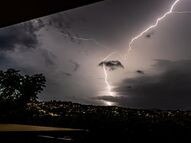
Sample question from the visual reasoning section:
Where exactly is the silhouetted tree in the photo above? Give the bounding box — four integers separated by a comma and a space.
18, 74, 46, 104
0, 69, 46, 107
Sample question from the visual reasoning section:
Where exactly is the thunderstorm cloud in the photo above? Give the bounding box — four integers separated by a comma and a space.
1, 0, 191, 107
0, 22, 40, 51
98, 60, 124, 71
97, 60, 191, 109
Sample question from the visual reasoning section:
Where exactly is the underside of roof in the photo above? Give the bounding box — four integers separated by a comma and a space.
0, 0, 103, 28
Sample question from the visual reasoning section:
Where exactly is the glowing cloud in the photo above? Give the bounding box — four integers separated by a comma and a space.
99, 60, 124, 71
45, 0, 191, 105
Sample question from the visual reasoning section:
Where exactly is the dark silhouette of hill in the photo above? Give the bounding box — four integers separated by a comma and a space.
1, 100, 191, 142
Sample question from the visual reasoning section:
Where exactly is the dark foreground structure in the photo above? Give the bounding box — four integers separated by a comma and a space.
1, 101, 191, 142
0, 0, 103, 28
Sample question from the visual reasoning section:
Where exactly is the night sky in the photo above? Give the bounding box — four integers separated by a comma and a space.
0, 0, 191, 109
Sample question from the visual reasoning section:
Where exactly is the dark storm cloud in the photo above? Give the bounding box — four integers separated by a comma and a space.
0, 21, 43, 51
47, 13, 73, 30
99, 60, 124, 71
136, 70, 144, 74
46, 13, 80, 43
46, 0, 173, 45
98, 60, 191, 109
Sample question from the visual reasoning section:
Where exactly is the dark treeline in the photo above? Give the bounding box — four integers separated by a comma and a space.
0, 68, 46, 119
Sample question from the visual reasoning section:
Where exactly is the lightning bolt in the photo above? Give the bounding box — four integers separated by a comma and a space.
57, 30, 116, 97
102, 51, 117, 61
59, 0, 191, 99
62, 32, 116, 97
128, 0, 181, 55
44, 0, 191, 104
101, 0, 182, 98
102, 0, 191, 98
58, 29, 117, 97
61, 33, 108, 48
102, 52, 117, 97
103, 65, 113, 96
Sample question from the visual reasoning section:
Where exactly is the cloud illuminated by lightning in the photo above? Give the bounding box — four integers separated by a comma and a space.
56, 30, 116, 97
58, 0, 190, 99
72, 37, 116, 97
62, 32, 116, 97
100, 0, 191, 98
44, 0, 191, 104
100, 0, 182, 98
57, 28, 116, 97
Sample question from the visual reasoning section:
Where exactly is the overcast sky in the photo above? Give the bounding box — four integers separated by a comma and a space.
0, 0, 191, 109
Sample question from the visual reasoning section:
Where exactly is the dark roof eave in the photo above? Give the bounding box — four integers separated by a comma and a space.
0, 0, 103, 28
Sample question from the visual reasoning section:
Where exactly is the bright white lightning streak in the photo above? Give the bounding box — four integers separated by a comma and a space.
70, 35, 116, 97
128, 0, 181, 55
102, 52, 117, 97
100, 0, 191, 98
103, 65, 113, 96
100, 0, 182, 97
58, 31, 116, 97
61, 31, 116, 97
102, 51, 117, 61
31, 1, 191, 107
55, 0, 191, 99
